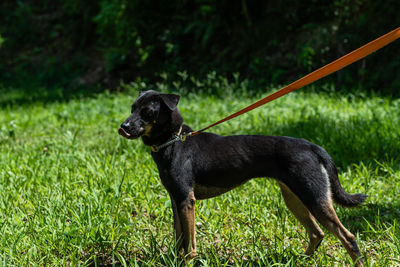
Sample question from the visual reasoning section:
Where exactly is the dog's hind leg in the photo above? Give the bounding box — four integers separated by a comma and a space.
311, 201, 364, 266
278, 182, 325, 256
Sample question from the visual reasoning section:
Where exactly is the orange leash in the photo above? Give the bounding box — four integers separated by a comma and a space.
189, 27, 400, 136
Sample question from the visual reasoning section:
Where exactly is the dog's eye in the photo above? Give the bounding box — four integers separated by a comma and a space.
140, 108, 153, 120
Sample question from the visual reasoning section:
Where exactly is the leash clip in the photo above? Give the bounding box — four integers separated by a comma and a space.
179, 133, 188, 142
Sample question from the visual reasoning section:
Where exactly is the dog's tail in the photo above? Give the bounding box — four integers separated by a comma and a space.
314, 146, 368, 207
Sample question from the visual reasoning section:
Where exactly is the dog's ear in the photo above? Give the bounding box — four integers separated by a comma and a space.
138, 91, 146, 97
159, 94, 180, 110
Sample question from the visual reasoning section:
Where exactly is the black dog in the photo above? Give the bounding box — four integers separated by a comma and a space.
119, 90, 367, 266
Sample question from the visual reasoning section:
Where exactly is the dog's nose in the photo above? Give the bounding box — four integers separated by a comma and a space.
119, 121, 132, 138
121, 121, 130, 129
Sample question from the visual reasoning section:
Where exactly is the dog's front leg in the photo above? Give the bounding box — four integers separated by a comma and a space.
171, 197, 184, 250
176, 191, 197, 259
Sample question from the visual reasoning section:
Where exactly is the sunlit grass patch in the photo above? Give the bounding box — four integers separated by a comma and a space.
0, 81, 399, 265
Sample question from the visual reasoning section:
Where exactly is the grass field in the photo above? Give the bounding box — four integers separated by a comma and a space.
0, 79, 399, 266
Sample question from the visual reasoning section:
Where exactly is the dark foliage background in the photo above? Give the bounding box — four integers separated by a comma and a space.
0, 0, 399, 93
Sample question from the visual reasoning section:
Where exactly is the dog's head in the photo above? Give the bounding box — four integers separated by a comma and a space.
119, 90, 183, 142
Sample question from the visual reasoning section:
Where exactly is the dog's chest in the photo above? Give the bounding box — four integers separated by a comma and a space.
193, 183, 236, 200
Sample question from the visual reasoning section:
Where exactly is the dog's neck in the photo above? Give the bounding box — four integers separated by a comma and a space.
141, 124, 185, 147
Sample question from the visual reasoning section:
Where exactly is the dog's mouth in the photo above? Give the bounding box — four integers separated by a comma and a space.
118, 127, 137, 139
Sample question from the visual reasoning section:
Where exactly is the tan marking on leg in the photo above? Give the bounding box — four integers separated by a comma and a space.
179, 191, 197, 259
279, 183, 325, 255
313, 202, 364, 266
320, 164, 333, 205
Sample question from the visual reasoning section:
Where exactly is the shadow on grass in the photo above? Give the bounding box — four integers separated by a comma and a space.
0, 85, 105, 107
257, 115, 400, 170
340, 202, 400, 233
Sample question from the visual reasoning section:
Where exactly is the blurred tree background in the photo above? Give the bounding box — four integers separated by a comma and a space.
0, 0, 399, 94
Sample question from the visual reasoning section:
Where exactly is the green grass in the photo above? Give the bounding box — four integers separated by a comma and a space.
0, 81, 399, 266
